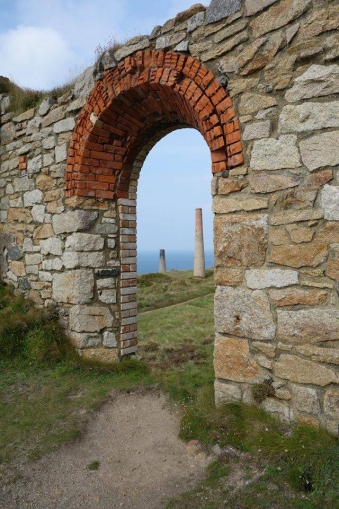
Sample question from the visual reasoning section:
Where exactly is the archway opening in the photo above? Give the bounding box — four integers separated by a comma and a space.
136, 128, 215, 369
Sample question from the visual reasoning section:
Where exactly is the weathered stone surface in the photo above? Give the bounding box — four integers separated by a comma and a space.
214, 268, 243, 286
253, 342, 276, 358
31, 205, 46, 223
306, 169, 333, 188
251, 0, 312, 38
327, 259, 339, 280
251, 135, 301, 171
245, 0, 278, 16
214, 18, 248, 44
270, 208, 323, 226
300, 131, 339, 171
53, 211, 98, 234
13, 176, 32, 193
65, 233, 104, 252
291, 385, 320, 415
215, 380, 242, 403
285, 64, 339, 102
277, 308, 339, 343
214, 214, 268, 267
103, 331, 117, 348
42, 258, 63, 271
261, 398, 291, 422
249, 173, 300, 193
201, 31, 248, 61
98, 289, 117, 304
239, 93, 278, 115
317, 222, 339, 244
269, 228, 289, 245
52, 270, 94, 304
212, 194, 268, 214
279, 102, 339, 134
214, 335, 259, 382
70, 332, 101, 349
156, 32, 186, 50
320, 184, 339, 220
215, 286, 276, 340
296, 345, 339, 366
297, 6, 339, 41
115, 37, 150, 61
53, 118, 76, 134
187, 11, 205, 32
243, 121, 271, 140
33, 224, 54, 239
218, 179, 247, 195
324, 389, 339, 420
245, 269, 298, 289
264, 54, 296, 89
73, 65, 96, 98
40, 238, 63, 256
10, 261, 26, 277
23, 189, 43, 207
62, 251, 105, 269
205, 0, 241, 24
96, 278, 116, 290
270, 288, 328, 307
69, 305, 113, 333
286, 224, 314, 244
25, 253, 42, 265
275, 354, 337, 386
268, 244, 327, 268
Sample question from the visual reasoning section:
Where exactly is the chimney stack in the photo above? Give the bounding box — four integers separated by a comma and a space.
194, 208, 205, 278
159, 249, 166, 273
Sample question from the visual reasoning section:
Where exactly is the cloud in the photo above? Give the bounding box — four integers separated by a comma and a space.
0, 25, 75, 89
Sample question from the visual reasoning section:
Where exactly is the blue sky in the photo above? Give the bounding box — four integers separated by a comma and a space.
0, 0, 213, 252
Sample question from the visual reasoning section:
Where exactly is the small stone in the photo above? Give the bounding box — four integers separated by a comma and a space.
215, 286, 276, 340
98, 289, 117, 304
291, 385, 320, 415
53, 211, 98, 234
205, 0, 241, 24
270, 288, 328, 307
217, 179, 247, 195
214, 335, 259, 382
71, 333, 101, 349
239, 93, 278, 115
296, 345, 339, 366
245, 0, 278, 16
214, 268, 243, 286
40, 238, 63, 256
275, 354, 337, 386
33, 224, 54, 240
320, 184, 339, 220
80, 348, 118, 363
62, 252, 105, 269
53, 118, 76, 134
253, 342, 276, 358
251, 0, 312, 39
103, 331, 117, 348
156, 32, 186, 50
214, 380, 242, 403
114, 37, 150, 61
27, 155, 42, 174
250, 135, 301, 171
212, 195, 268, 214
324, 389, 339, 420
65, 232, 104, 252
285, 64, 339, 102
69, 305, 113, 332
24, 190, 43, 207
249, 173, 300, 193
243, 121, 271, 140
279, 102, 339, 134
286, 224, 314, 243
53, 270, 94, 304
245, 269, 298, 289
277, 308, 339, 343
270, 208, 323, 226
214, 213, 268, 268
268, 244, 327, 268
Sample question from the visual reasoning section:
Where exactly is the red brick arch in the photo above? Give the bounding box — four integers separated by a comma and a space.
65, 49, 244, 200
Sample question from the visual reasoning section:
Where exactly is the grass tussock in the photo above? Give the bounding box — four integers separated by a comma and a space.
0, 75, 74, 117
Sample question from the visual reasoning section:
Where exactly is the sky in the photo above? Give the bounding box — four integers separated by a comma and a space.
0, 0, 213, 253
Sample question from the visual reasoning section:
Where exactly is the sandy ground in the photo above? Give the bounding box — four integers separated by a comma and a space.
1, 390, 210, 509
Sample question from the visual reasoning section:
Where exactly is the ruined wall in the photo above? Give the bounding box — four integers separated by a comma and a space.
1, 0, 339, 432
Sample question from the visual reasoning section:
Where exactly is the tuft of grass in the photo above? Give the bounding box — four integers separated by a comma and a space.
87, 460, 100, 471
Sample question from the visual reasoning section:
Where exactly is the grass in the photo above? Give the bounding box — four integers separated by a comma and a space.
1, 273, 339, 508
0, 75, 74, 117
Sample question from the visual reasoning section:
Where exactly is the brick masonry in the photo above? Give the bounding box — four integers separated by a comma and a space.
1, 0, 339, 433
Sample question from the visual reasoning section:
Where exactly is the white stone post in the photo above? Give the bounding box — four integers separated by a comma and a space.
194, 208, 205, 278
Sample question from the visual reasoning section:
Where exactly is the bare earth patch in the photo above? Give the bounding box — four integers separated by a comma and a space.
1, 390, 210, 509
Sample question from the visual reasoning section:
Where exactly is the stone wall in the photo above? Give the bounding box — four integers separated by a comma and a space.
1, 0, 339, 433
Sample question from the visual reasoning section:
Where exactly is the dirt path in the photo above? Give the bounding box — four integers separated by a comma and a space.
1, 390, 210, 509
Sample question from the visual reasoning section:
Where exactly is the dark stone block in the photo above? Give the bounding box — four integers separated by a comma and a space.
205, 0, 242, 24
18, 278, 31, 291
7, 245, 23, 261
95, 268, 120, 278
